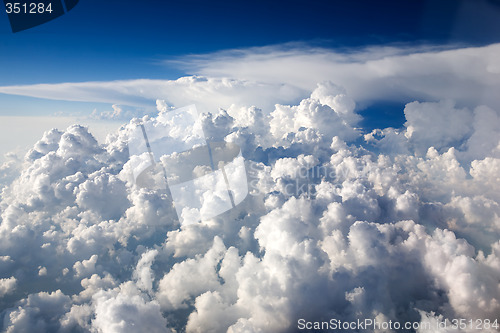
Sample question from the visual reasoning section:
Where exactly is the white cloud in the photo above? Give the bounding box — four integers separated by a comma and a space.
0, 77, 305, 115
156, 237, 226, 311
175, 43, 500, 110
75, 171, 130, 221
73, 255, 99, 278
1, 43, 499, 113
1, 44, 500, 332
0, 277, 16, 297
0, 153, 21, 193
404, 100, 473, 153
0, 116, 124, 170
3, 290, 71, 332
133, 250, 158, 292
92, 282, 170, 333
464, 105, 500, 161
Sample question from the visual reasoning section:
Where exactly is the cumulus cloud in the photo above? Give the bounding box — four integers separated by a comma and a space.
0, 153, 21, 193
1, 62, 500, 332
403, 100, 473, 153
92, 282, 169, 333
3, 290, 71, 332
0, 277, 16, 298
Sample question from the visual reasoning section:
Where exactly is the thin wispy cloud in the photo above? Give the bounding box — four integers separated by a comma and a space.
1, 43, 499, 112
0, 77, 306, 114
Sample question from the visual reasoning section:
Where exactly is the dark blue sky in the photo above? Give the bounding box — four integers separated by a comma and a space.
1, 0, 500, 85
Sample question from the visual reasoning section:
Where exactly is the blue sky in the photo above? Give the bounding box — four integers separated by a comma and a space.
1, 0, 500, 85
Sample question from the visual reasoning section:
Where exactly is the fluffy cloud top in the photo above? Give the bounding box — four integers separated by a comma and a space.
1, 78, 500, 332
0, 277, 16, 298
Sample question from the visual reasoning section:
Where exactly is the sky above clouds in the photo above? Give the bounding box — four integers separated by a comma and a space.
1, 0, 500, 332
1, 0, 500, 85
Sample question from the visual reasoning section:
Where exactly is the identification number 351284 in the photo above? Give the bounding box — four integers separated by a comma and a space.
5, 3, 53, 14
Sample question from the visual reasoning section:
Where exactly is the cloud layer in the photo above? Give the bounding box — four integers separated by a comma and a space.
1, 43, 499, 112
1, 76, 499, 332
